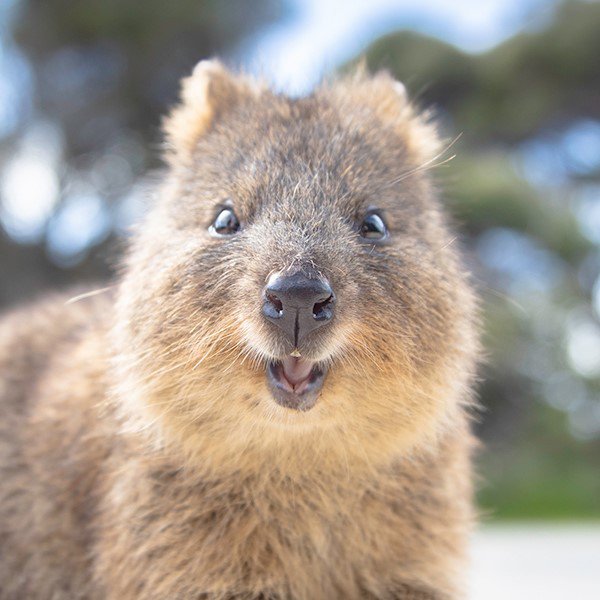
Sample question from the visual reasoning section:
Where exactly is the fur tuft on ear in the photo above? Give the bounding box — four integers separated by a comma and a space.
163, 60, 260, 163
326, 69, 442, 166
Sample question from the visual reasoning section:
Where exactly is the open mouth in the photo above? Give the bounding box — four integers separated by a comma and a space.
266, 356, 327, 412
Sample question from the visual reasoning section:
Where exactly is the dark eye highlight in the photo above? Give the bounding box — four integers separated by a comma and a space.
360, 212, 388, 241
209, 207, 240, 237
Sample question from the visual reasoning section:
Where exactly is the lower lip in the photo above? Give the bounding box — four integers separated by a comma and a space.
266, 361, 327, 412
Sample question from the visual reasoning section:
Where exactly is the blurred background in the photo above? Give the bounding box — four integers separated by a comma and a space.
0, 1, 598, 590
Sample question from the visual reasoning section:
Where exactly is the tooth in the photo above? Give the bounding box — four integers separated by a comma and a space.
290, 349, 301, 357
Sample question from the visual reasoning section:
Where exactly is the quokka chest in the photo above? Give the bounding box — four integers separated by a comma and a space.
97, 468, 411, 598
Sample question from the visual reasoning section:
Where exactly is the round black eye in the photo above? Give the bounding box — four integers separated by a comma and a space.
209, 208, 240, 236
360, 213, 388, 240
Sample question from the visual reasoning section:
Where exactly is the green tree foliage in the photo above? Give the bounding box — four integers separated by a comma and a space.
361, 0, 600, 143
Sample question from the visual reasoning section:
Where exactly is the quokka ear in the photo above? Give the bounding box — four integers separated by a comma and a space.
163, 59, 261, 163
327, 67, 442, 166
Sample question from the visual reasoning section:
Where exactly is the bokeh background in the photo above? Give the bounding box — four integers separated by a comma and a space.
1, 0, 599, 530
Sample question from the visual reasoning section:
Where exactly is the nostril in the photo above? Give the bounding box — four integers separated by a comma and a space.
264, 292, 284, 319
267, 293, 283, 313
313, 294, 335, 321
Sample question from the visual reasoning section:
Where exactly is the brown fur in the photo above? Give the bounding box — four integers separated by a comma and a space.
0, 61, 479, 599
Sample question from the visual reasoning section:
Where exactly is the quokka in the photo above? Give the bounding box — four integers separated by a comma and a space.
0, 61, 479, 599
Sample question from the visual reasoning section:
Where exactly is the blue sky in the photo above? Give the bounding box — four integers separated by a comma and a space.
242, 0, 560, 93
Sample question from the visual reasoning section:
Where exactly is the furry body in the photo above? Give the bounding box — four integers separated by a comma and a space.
0, 63, 478, 599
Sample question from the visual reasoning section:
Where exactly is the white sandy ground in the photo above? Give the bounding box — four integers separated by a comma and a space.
470, 523, 600, 599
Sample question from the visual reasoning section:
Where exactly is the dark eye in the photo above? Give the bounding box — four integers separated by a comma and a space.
209, 207, 240, 236
360, 213, 388, 240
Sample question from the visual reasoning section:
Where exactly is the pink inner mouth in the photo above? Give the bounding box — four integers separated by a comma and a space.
266, 358, 327, 411
280, 357, 315, 394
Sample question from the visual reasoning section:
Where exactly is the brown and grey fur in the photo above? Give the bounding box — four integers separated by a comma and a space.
0, 61, 479, 599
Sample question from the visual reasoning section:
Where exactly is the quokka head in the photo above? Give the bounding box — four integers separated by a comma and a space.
113, 60, 478, 472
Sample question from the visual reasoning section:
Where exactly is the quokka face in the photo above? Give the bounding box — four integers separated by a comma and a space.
113, 61, 478, 472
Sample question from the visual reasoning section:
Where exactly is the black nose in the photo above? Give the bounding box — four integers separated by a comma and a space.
262, 272, 335, 348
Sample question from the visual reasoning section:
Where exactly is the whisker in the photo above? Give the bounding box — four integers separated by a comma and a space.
65, 286, 113, 305
386, 132, 463, 187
